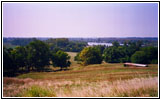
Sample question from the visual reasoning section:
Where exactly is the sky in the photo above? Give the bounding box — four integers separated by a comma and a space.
3, 2, 158, 38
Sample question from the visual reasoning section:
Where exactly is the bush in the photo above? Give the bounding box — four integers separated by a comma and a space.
150, 59, 158, 64
131, 46, 158, 64
131, 51, 147, 64
79, 47, 102, 65
141, 46, 158, 64
103, 46, 126, 63
51, 50, 71, 70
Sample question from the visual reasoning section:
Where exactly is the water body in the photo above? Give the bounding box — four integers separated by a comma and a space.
88, 42, 124, 46
88, 42, 113, 46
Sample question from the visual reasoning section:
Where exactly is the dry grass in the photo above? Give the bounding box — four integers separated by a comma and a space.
16, 63, 158, 82
3, 52, 158, 97
3, 77, 158, 97
66, 52, 79, 67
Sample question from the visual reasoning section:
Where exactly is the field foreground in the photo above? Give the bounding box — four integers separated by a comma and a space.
3, 76, 158, 97
3, 64, 158, 97
3, 52, 158, 97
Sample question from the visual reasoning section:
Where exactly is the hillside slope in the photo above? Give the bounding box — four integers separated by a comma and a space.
3, 52, 158, 97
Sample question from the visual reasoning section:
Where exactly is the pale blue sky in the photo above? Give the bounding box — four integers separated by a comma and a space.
3, 3, 158, 37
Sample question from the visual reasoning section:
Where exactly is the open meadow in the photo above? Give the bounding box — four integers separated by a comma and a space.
3, 52, 158, 97
3, 2, 159, 98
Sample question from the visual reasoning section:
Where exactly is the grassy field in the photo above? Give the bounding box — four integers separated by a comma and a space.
3, 52, 158, 97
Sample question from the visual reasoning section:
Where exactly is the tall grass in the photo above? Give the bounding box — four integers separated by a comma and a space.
3, 62, 158, 97
17, 85, 56, 97
3, 77, 158, 97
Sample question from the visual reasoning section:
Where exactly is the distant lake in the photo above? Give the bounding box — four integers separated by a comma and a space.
88, 42, 113, 46
88, 42, 124, 46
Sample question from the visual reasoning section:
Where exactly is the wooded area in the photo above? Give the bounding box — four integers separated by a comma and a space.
3, 38, 158, 77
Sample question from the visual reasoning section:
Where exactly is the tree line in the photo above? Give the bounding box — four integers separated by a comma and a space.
45, 38, 87, 52
4, 38, 87, 52
3, 40, 71, 77
75, 41, 158, 65
3, 39, 158, 77
69, 37, 158, 47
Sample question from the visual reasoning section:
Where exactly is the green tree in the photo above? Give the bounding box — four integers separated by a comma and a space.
125, 42, 139, 58
51, 50, 71, 70
79, 47, 102, 65
93, 45, 105, 55
27, 40, 50, 71
131, 46, 158, 64
104, 47, 120, 63
103, 46, 130, 63
3, 46, 15, 76
74, 52, 82, 64
141, 46, 158, 64
112, 41, 120, 47
11, 46, 28, 72
46, 38, 87, 52
136, 40, 143, 50
131, 51, 147, 64
123, 41, 128, 47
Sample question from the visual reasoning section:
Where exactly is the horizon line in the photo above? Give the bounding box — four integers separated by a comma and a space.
3, 36, 158, 38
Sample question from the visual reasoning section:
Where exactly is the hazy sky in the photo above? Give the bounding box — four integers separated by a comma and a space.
3, 2, 158, 38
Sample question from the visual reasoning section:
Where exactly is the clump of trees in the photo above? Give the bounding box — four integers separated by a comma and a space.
4, 39, 158, 76
3, 47, 15, 76
46, 38, 87, 52
51, 50, 71, 70
103, 41, 157, 64
131, 46, 158, 64
131, 51, 147, 64
3, 39, 71, 77
75, 41, 158, 65
75, 47, 103, 65
26, 40, 51, 71
3, 38, 87, 52
103, 46, 127, 63
3, 38, 36, 47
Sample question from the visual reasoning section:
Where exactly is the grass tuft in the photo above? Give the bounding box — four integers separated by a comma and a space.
18, 85, 56, 97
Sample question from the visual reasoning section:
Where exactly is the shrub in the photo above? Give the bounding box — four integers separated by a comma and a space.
51, 50, 71, 70
131, 51, 147, 64
79, 47, 102, 65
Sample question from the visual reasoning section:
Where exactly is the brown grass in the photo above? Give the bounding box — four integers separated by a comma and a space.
3, 53, 158, 97
3, 77, 158, 97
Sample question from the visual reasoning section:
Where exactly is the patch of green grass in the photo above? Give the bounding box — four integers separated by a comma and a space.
72, 66, 84, 71
17, 72, 46, 79
18, 85, 56, 97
